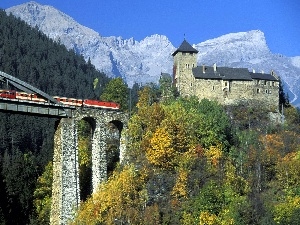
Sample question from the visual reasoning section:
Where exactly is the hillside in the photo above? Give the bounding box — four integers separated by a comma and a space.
72, 86, 300, 225
6, 1, 300, 106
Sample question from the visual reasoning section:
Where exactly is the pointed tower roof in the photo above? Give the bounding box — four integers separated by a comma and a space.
172, 39, 199, 56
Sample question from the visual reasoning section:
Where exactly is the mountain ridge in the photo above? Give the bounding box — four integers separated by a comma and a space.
5, 1, 300, 106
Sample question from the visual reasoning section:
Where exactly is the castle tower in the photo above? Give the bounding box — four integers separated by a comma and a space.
172, 40, 198, 97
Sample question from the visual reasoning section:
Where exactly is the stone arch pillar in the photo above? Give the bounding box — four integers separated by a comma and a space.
50, 118, 80, 225
119, 125, 127, 164
92, 119, 108, 193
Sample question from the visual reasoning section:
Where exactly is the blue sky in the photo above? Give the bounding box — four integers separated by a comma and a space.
1, 0, 300, 57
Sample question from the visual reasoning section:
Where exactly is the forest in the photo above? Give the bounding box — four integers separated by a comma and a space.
1, 9, 300, 225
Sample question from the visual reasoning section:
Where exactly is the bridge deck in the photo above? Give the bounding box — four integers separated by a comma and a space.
0, 97, 74, 117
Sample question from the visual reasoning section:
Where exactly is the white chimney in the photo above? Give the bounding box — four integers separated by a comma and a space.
202, 64, 205, 73
213, 63, 217, 72
252, 69, 255, 73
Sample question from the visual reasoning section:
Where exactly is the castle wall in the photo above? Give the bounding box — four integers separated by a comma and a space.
193, 79, 256, 104
192, 78, 279, 110
251, 80, 279, 111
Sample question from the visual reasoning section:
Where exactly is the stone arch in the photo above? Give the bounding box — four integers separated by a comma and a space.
81, 116, 96, 131
106, 119, 126, 175
110, 119, 124, 132
50, 108, 128, 224
76, 117, 95, 201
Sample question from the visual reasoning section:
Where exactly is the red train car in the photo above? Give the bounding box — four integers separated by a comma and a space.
83, 99, 120, 109
0, 90, 16, 99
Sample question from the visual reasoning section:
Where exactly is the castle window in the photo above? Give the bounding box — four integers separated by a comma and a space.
192, 64, 195, 68
272, 81, 275, 86
265, 89, 268, 94
191, 83, 193, 87
190, 53, 193, 55
183, 52, 186, 55
257, 88, 260, 93
224, 81, 228, 87
212, 86, 215, 91
264, 80, 267, 85
256, 80, 259, 85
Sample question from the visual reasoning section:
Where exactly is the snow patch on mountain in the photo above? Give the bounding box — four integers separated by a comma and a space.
291, 56, 300, 68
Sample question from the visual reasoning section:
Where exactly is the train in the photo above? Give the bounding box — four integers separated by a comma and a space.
0, 89, 120, 110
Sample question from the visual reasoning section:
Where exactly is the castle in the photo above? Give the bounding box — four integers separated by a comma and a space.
172, 40, 280, 111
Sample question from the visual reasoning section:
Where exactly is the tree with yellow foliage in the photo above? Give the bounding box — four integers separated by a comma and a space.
32, 162, 53, 224
146, 127, 176, 169
269, 150, 300, 224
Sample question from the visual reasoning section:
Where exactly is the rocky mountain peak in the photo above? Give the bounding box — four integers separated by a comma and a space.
6, 1, 99, 41
195, 30, 271, 65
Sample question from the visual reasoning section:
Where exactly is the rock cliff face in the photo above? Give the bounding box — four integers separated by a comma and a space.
6, 1, 300, 106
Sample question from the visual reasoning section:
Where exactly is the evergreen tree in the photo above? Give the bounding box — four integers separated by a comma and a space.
100, 77, 129, 111
278, 76, 290, 109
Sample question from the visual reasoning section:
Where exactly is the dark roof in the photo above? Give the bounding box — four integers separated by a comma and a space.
192, 66, 280, 81
193, 66, 252, 81
172, 40, 199, 56
250, 72, 278, 81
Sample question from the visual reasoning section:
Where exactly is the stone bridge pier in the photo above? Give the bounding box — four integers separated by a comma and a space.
50, 109, 127, 225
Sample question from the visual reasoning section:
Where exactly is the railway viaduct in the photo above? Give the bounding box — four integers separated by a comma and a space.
0, 71, 128, 225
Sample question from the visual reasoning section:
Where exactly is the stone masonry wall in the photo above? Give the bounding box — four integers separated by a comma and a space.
193, 78, 279, 111
91, 119, 108, 193
50, 118, 80, 225
174, 52, 197, 97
